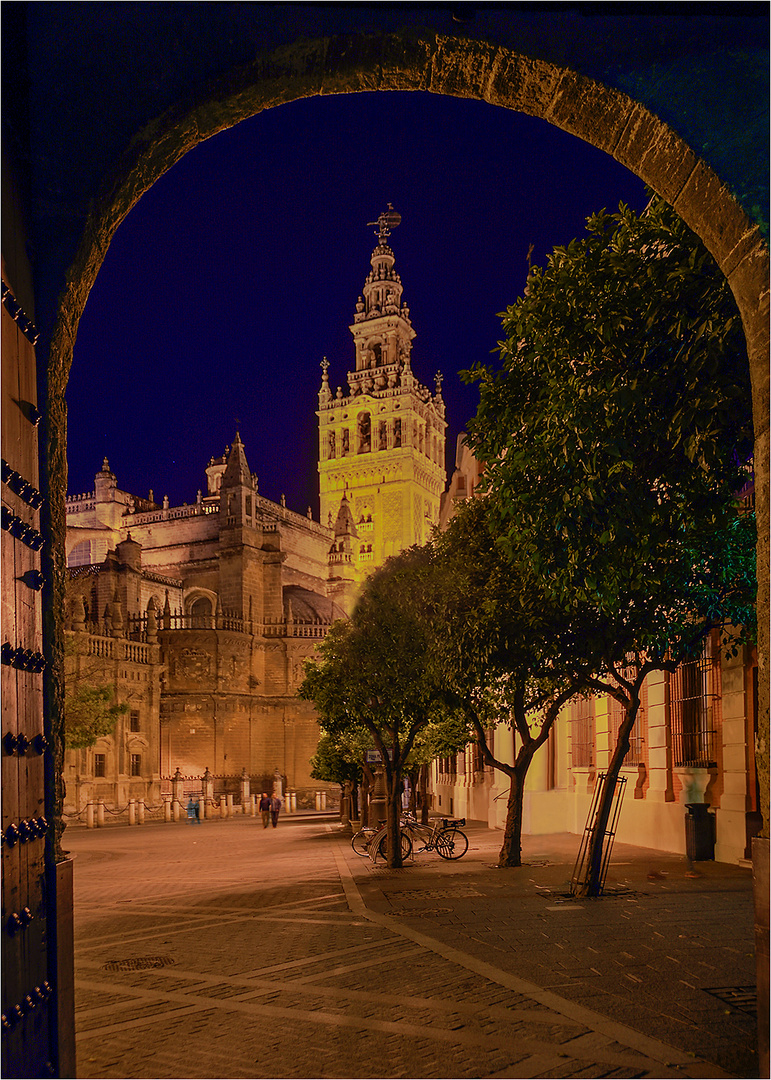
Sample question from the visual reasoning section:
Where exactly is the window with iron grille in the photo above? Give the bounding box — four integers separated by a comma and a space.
129, 710, 140, 732
571, 695, 594, 767
130, 754, 142, 777
670, 637, 720, 767
94, 753, 106, 778
608, 671, 648, 766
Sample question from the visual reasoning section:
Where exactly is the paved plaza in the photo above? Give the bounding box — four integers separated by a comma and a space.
66, 815, 758, 1079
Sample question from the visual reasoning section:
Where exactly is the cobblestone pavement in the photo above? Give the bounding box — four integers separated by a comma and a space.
67, 817, 758, 1079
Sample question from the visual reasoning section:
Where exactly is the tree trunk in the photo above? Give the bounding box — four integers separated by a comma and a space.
407, 767, 419, 816
497, 764, 526, 867
385, 788, 403, 868
419, 762, 429, 824
360, 763, 374, 827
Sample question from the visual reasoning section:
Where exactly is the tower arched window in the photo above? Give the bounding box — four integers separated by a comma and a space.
358, 413, 371, 454
328, 431, 336, 459
394, 419, 402, 447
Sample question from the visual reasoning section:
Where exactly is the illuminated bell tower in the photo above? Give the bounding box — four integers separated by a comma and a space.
318, 206, 446, 583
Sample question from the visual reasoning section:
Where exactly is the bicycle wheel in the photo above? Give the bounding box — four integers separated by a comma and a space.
377, 831, 413, 861
351, 829, 373, 856
436, 827, 469, 860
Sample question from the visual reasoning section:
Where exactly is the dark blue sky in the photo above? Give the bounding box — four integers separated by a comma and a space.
67, 91, 647, 515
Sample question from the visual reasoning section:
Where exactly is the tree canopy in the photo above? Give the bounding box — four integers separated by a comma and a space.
300, 546, 467, 865
465, 194, 755, 662
462, 194, 756, 891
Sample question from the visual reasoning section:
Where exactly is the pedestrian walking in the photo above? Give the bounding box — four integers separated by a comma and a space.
259, 792, 271, 829
186, 797, 200, 824
270, 794, 282, 828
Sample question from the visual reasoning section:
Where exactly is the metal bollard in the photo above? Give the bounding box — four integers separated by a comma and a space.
137, 801, 145, 825
86, 803, 94, 829
128, 799, 136, 826
97, 800, 105, 827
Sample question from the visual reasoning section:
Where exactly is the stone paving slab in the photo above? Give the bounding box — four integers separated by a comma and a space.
66, 816, 758, 1079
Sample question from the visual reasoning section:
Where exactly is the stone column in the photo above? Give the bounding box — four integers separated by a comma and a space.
240, 769, 250, 812
172, 768, 184, 814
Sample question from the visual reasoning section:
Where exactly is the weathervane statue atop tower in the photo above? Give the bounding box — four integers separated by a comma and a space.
368, 203, 402, 244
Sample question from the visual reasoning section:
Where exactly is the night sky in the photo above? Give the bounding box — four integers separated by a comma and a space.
66, 90, 647, 517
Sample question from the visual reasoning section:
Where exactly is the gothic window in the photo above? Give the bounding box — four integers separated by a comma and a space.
358, 413, 371, 453
68, 540, 91, 568
342, 429, 349, 455
419, 426, 425, 454
94, 753, 106, 778
379, 421, 387, 450
394, 419, 401, 447
328, 431, 336, 459
130, 754, 142, 777
190, 596, 213, 628
245, 495, 252, 519
129, 710, 140, 732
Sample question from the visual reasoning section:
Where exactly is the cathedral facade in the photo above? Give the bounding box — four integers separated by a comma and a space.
63, 208, 445, 812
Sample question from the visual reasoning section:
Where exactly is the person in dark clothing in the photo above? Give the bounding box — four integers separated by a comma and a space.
259, 792, 271, 829
270, 795, 282, 828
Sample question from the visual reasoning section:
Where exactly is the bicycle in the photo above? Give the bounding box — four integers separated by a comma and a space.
400, 813, 469, 860
351, 824, 412, 860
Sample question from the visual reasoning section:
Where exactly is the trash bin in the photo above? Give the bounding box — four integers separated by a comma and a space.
685, 803, 715, 861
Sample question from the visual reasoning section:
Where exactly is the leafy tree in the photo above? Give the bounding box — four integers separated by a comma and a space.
430, 497, 594, 867
300, 547, 464, 866
64, 680, 129, 749
464, 195, 756, 894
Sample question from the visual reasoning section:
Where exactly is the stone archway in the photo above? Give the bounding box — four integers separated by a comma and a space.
42, 35, 768, 827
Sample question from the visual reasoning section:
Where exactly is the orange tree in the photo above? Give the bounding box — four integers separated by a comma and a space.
430, 496, 599, 867
299, 546, 467, 867
464, 195, 756, 894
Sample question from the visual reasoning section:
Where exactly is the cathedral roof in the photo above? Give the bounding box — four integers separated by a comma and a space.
221, 431, 252, 489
